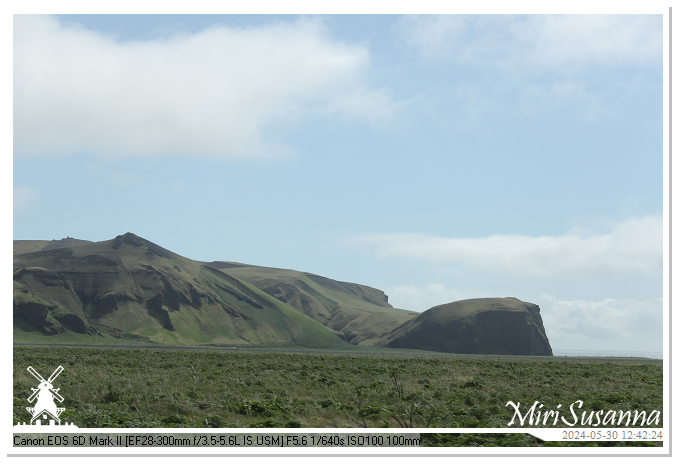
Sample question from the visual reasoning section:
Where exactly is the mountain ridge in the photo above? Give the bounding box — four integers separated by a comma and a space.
13, 233, 553, 355
13, 233, 346, 348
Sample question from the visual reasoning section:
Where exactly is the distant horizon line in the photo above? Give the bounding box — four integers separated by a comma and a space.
552, 349, 663, 359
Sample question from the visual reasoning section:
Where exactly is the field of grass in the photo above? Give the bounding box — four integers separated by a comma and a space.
13, 345, 663, 447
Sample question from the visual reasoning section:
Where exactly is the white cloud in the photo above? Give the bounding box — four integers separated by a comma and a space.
394, 15, 662, 127
13, 187, 39, 213
348, 215, 662, 276
399, 14, 662, 68
383, 283, 490, 312
14, 15, 397, 160
518, 15, 662, 68
397, 15, 469, 60
539, 294, 663, 352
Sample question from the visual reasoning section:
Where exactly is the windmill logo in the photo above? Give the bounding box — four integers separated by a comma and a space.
14, 365, 77, 428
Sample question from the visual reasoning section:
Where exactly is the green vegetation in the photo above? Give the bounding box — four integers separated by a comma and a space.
13, 322, 154, 347
13, 346, 662, 447
13, 234, 349, 349
205, 262, 419, 345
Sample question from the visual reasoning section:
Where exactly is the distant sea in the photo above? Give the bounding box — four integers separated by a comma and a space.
553, 350, 663, 360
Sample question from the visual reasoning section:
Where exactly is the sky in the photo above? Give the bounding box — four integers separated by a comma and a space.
11, 10, 667, 354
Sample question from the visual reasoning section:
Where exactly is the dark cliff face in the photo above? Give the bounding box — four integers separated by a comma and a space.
379, 297, 553, 356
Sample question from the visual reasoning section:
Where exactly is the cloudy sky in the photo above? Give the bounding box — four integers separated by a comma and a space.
12, 11, 667, 354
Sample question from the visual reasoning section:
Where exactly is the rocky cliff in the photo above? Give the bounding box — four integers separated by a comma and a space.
378, 297, 553, 356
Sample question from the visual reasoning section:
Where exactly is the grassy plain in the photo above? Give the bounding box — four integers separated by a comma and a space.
13, 345, 663, 447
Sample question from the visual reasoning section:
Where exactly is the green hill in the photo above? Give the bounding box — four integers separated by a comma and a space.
13, 233, 345, 348
207, 262, 419, 345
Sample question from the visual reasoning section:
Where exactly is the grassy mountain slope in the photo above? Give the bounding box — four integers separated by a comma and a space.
13, 233, 345, 348
206, 262, 419, 345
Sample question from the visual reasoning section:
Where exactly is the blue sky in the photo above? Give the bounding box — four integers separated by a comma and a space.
12, 11, 667, 353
